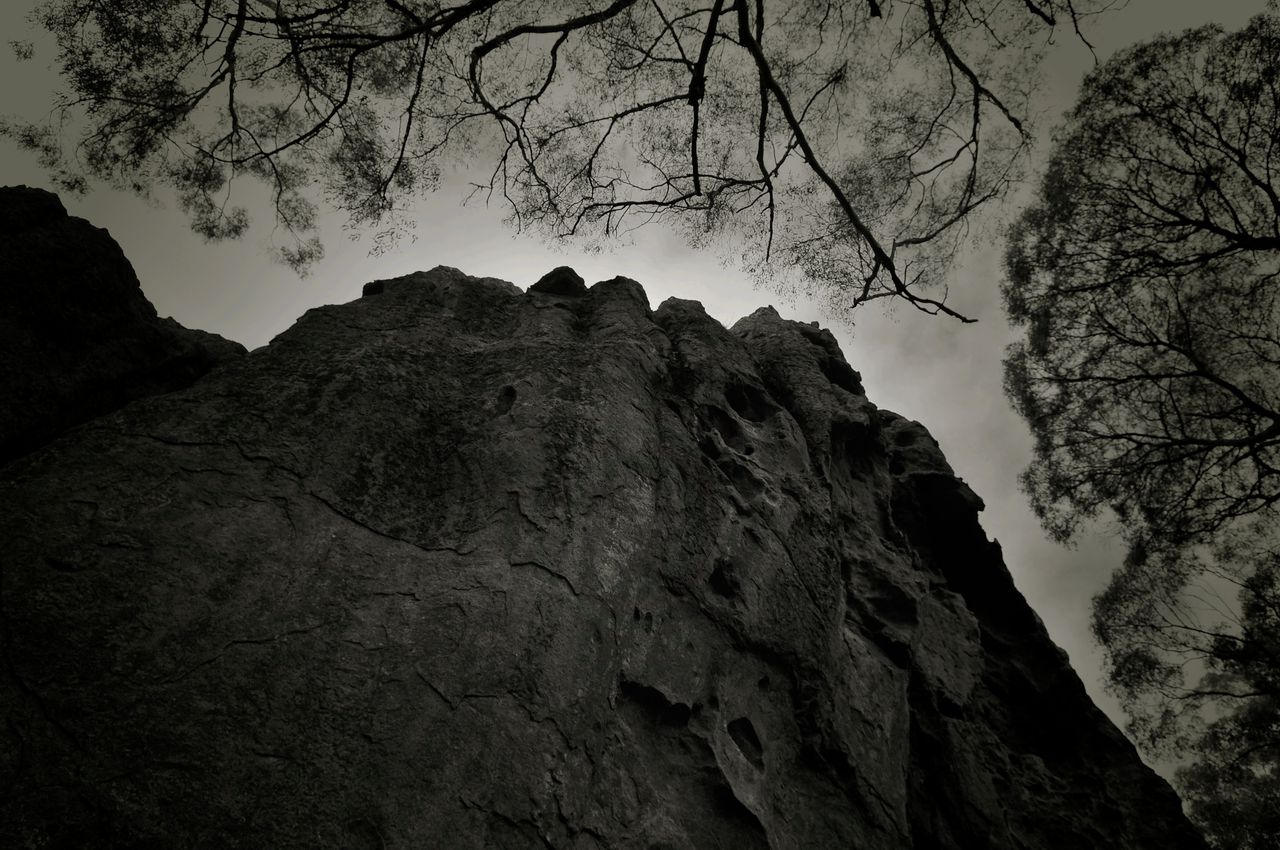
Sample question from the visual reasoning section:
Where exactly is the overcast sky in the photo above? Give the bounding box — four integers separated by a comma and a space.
2, 0, 1273, 773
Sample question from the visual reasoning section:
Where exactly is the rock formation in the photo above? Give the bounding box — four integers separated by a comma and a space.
0, 195, 1206, 848
0, 186, 245, 467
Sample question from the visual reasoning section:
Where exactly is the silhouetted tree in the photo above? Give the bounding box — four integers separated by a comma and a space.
1175, 555, 1280, 850
4, 0, 1107, 318
1003, 8, 1280, 845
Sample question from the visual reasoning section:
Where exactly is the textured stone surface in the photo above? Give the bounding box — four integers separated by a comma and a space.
0, 185, 246, 466
0, 255, 1206, 848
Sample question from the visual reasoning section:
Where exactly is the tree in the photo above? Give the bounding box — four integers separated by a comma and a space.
1003, 8, 1280, 845
1176, 555, 1280, 850
3, 0, 1109, 319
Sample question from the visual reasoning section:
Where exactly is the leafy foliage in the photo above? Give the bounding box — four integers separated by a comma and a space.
1005, 11, 1280, 547
6, 0, 1105, 310
1176, 557, 1280, 848
1003, 8, 1280, 844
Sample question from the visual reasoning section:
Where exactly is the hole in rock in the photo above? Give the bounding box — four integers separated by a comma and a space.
894, 426, 919, 447
709, 558, 741, 598
718, 458, 765, 500
631, 606, 654, 632
819, 357, 863, 395
832, 419, 876, 478
701, 405, 747, 453
344, 817, 385, 850
727, 717, 765, 769
725, 383, 774, 423
710, 782, 765, 829
619, 679, 692, 727
857, 622, 912, 667
44, 555, 85, 572
494, 385, 516, 416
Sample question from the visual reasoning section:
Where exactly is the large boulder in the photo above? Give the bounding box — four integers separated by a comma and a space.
0, 186, 245, 467
0, 243, 1205, 846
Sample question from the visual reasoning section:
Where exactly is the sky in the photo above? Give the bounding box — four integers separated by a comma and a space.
1, 0, 1273, 773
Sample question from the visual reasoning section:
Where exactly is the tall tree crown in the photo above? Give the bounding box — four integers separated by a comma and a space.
1005, 9, 1280, 547
1003, 9, 1280, 844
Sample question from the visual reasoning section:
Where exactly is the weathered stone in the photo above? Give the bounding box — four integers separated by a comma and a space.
0, 186, 246, 467
0, 208, 1205, 847
529, 264, 587, 296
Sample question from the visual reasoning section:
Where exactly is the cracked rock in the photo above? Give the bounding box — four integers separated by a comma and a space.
0, 196, 1206, 848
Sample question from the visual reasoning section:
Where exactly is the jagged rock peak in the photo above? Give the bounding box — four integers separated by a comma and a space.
529, 264, 587, 296
0, 184, 69, 234
1, 239, 1206, 849
0, 185, 245, 467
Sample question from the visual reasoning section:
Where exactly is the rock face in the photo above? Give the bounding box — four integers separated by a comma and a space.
0, 186, 245, 466
0, 222, 1206, 846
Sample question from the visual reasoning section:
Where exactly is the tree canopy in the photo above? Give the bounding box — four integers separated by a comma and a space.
1002, 7, 1280, 845
1175, 553, 1280, 849
4, 0, 1109, 319
1005, 10, 1280, 548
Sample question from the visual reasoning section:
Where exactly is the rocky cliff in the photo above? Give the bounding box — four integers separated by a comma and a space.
0, 187, 245, 467
0, 195, 1206, 848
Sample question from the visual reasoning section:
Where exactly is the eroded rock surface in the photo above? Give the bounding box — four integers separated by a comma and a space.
1, 252, 1205, 847
0, 186, 245, 466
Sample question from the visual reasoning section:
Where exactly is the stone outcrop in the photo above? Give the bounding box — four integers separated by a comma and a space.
0, 186, 245, 466
0, 204, 1206, 847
